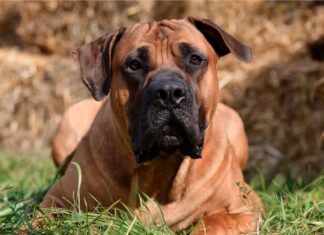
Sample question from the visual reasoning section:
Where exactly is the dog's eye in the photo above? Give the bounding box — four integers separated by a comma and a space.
189, 55, 202, 66
129, 60, 142, 71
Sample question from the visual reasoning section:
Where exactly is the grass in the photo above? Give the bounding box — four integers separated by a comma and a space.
0, 150, 323, 234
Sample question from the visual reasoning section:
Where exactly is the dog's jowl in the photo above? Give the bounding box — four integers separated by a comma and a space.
44, 18, 264, 235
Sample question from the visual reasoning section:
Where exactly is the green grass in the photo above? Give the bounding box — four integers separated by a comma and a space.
0, 150, 323, 234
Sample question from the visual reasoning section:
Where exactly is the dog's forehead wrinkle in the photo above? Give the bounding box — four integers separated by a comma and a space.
145, 20, 180, 34
128, 21, 187, 42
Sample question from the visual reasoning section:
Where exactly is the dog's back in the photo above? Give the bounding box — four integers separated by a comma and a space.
51, 99, 102, 166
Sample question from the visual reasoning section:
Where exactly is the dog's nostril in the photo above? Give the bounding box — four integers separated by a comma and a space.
171, 88, 186, 105
173, 88, 184, 99
156, 89, 168, 100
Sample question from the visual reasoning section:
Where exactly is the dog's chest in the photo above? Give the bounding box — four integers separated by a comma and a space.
135, 154, 185, 203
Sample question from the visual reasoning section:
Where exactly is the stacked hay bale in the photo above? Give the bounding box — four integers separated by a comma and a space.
0, 1, 322, 179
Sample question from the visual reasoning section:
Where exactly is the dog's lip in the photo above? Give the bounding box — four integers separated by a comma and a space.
163, 134, 178, 139
160, 124, 181, 135
159, 135, 182, 147
132, 118, 205, 163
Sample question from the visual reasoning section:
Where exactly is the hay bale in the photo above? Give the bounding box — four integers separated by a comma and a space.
0, 1, 323, 180
0, 48, 88, 150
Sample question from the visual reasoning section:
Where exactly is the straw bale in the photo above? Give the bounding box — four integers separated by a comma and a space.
0, 48, 88, 150
220, 58, 324, 180
0, 1, 323, 180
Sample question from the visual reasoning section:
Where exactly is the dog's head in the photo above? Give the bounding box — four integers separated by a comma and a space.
73, 18, 251, 163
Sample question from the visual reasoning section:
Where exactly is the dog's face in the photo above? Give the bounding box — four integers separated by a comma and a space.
73, 18, 251, 163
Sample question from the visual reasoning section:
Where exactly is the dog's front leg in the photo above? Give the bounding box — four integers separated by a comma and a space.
136, 201, 262, 234
135, 196, 209, 231
135, 200, 192, 229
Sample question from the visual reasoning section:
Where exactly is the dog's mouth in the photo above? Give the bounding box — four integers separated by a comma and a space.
158, 125, 204, 159
159, 125, 184, 151
131, 112, 204, 164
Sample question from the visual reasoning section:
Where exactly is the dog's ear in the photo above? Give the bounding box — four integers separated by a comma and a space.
187, 17, 252, 63
72, 28, 125, 100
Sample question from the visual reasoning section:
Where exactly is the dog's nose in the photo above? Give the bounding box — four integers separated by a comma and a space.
155, 81, 186, 106
153, 79, 187, 107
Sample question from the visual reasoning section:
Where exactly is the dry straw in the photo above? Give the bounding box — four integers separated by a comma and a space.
0, 1, 323, 180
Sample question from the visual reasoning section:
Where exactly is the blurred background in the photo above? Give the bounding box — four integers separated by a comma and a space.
0, 1, 323, 181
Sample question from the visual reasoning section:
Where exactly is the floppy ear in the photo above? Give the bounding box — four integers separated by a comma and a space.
187, 17, 252, 63
72, 28, 125, 100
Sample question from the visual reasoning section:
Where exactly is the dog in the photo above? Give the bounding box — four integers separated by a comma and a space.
42, 18, 264, 234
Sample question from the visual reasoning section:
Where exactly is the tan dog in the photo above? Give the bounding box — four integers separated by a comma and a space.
42, 18, 264, 234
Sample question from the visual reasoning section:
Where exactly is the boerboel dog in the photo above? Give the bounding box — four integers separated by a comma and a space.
42, 18, 264, 234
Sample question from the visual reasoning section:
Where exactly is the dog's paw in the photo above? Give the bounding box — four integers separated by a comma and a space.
135, 202, 165, 227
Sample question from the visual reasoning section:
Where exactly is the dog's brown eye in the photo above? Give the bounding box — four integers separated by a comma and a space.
190, 55, 202, 65
129, 60, 142, 70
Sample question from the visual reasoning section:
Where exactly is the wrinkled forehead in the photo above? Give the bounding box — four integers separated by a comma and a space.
116, 19, 210, 57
